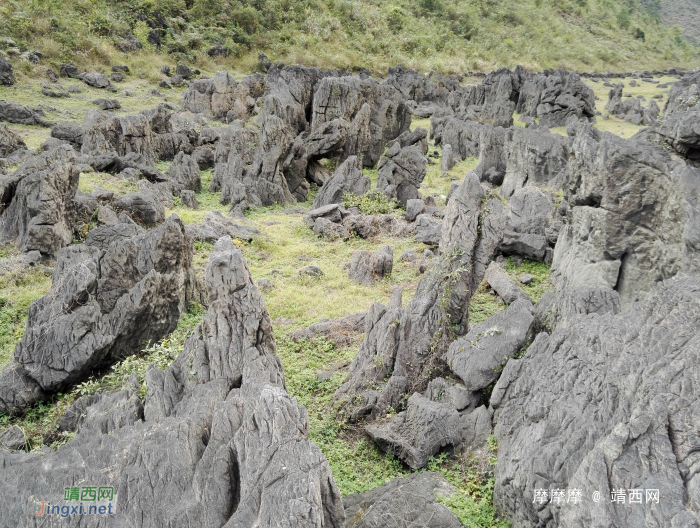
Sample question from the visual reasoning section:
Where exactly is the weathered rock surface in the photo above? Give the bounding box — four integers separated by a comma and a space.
499, 186, 557, 261
605, 83, 659, 126
223, 115, 296, 213
655, 71, 700, 161
263, 64, 328, 134
366, 393, 464, 469
0, 123, 26, 156
376, 144, 427, 207
168, 151, 201, 193
492, 274, 700, 528
484, 261, 533, 305
0, 145, 79, 257
414, 213, 443, 246
0, 237, 345, 527
348, 246, 393, 285
312, 156, 370, 209
289, 312, 366, 347
501, 126, 569, 198
335, 173, 506, 422
515, 69, 596, 127
343, 471, 462, 528
0, 100, 52, 126
311, 74, 411, 166
0, 57, 15, 86
445, 299, 534, 394
181, 71, 264, 121
0, 425, 25, 450
0, 215, 196, 414
113, 191, 165, 226
551, 123, 699, 305
83, 71, 111, 89
533, 285, 621, 334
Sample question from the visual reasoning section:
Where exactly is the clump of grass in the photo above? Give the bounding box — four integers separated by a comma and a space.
343, 190, 397, 215
503, 257, 554, 303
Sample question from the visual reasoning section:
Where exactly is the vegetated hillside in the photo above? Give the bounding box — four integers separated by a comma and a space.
644, 0, 700, 45
1, 0, 698, 74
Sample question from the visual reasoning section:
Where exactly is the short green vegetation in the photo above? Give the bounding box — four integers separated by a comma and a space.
343, 190, 397, 215
469, 257, 554, 326
1, 0, 697, 75
0, 256, 53, 368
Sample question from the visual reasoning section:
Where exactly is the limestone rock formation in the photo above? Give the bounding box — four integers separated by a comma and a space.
0, 215, 196, 414
348, 246, 393, 285
312, 156, 370, 209
492, 275, 700, 527
0, 237, 345, 527
0, 145, 79, 257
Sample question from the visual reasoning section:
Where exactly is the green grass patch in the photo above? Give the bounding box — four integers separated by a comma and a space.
78, 171, 139, 196
0, 263, 53, 368
503, 257, 554, 303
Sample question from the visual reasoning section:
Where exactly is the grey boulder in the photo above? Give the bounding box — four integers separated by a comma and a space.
348, 245, 393, 285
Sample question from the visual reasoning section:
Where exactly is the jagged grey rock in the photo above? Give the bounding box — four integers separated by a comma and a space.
305, 203, 343, 226
312, 156, 370, 209
515, 69, 595, 127
441, 143, 455, 173
551, 123, 700, 305
0, 57, 15, 86
445, 299, 534, 394
180, 189, 198, 209
289, 312, 366, 347
533, 286, 621, 334
83, 71, 111, 89
424, 377, 479, 412
343, 471, 462, 528
262, 64, 328, 134
0, 425, 25, 450
0, 100, 52, 126
335, 173, 505, 422
0, 145, 79, 257
606, 83, 659, 126
499, 186, 556, 260
0, 215, 196, 414
51, 121, 84, 148
113, 191, 165, 226
492, 274, 700, 528
348, 246, 393, 285
377, 144, 427, 207
366, 393, 464, 469
414, 214, 442, 246
311, 74, 411, 166
0, 237, 345, 527
501, 126, 569, 198
0, 123, 26, 156
181, 71, 264, 121
168, 151, 201, 193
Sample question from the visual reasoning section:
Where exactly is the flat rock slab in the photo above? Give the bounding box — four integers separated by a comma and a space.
445, 299, 534, 393
343, 471, 462, 528
366, 393, 464, 469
